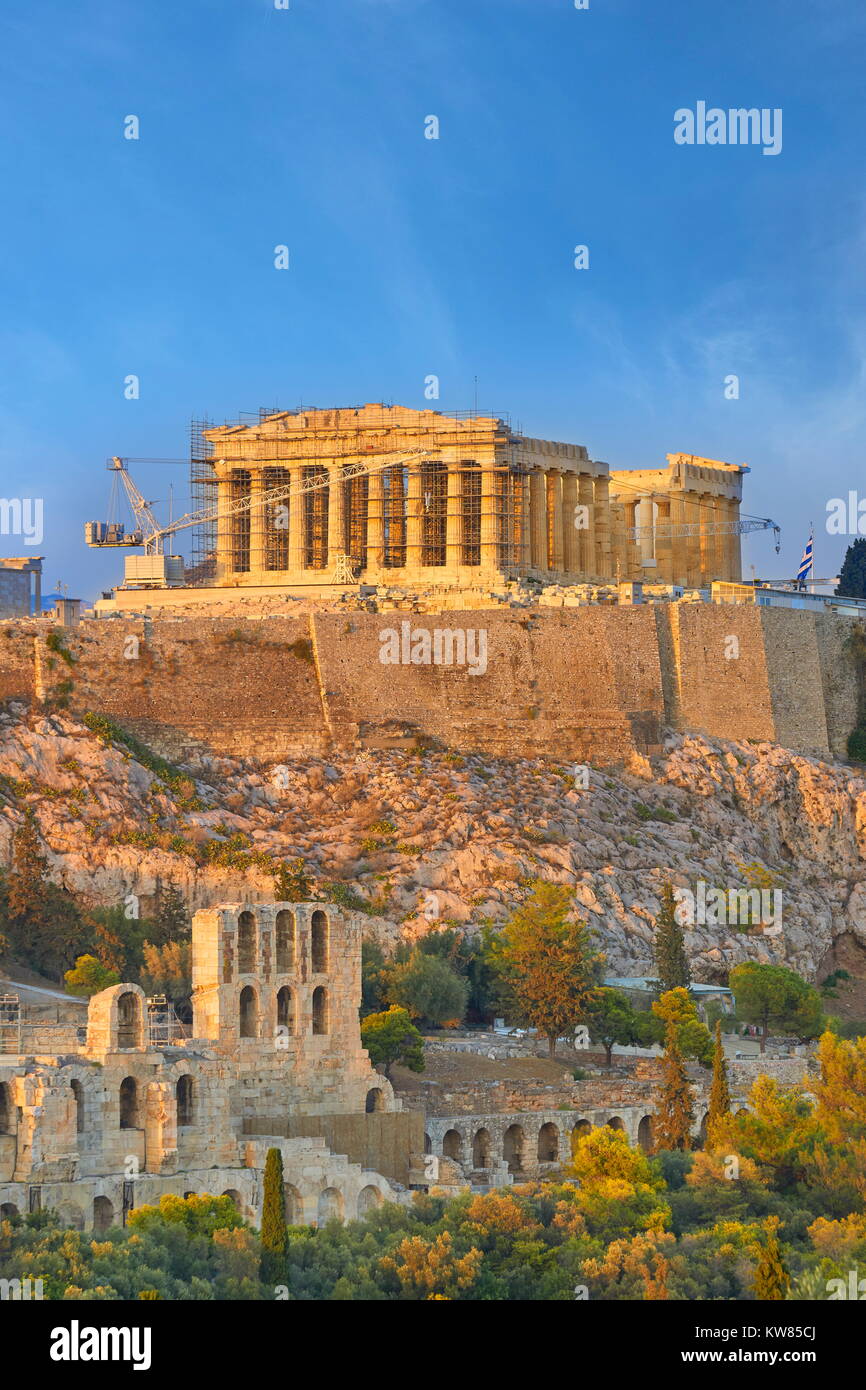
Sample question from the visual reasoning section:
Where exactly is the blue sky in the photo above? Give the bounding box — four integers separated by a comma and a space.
1, 0, 864, 599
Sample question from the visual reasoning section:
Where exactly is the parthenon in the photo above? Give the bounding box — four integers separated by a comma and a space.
198, 405, 746, 590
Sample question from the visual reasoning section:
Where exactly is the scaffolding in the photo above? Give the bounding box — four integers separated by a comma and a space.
189, 416, 217, 584
185, 404, 529, 585
146, 995, 186, 1047
0, 994, 21, 1053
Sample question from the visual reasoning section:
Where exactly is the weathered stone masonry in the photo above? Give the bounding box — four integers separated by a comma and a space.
0, 602, 859, 766
0, 902, 423, 1232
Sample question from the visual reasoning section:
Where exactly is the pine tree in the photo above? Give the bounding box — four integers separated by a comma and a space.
152, 882, 190, 943
753, 1217, 791, 1300
706, 1019, 730, 1148
652, 882, 691, 992
654, 1018, 694, 1152
6, 812, 84, 978
836, 538, 866, 599
260, 1147, 288, 1285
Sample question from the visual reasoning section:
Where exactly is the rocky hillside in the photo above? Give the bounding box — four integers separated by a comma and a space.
0, 702, 864, 983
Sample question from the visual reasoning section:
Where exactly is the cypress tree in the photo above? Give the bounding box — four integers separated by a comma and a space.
260, 1147, 288, 1285
652, 882, 691, 993
836, 538, 866, 599
753, 1218, 790, 1300
654, 1018, 694, 1152
706, 1019, 730, 1149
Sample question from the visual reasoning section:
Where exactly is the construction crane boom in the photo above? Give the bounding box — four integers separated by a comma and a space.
86, 447, 442, 556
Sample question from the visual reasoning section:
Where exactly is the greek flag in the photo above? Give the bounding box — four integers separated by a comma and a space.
797, 531, 813, 586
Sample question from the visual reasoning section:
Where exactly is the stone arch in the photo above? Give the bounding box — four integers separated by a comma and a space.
312, 986, 329, 1035
311, 910, 329, 973
93, 1195, 114, 1233
317, 1187, 344, 1225
71, 1078, 84, 1134
221, 1189, 242, 1210
238, 911, 256, 974
276, 909, 296, 972
503, 1123, 525, 1175
176, 1074, 194, 1126
638, 1115, 654, 1152
424, 1133, 432, 1154
606, 1116, 625, 1132
442, 1129, 464, 1162
472, 1128, 491, 1168
284, 1183, 302, 1225
537, 1121, 560, 1162
56, 1202, 85, 1231
276, 986, 295, 1035
119, 1076, 139, 1129
0, 1202, 19, 1220
0, 1081, 13, 1134
116, 990, 143, 1049
357, 1185, 383, 1218
570, 1119, 591, 1156
365, 1087, 384, 1114
239, 985, 259, 1039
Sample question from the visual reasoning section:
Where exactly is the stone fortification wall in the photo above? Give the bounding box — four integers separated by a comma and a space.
0, 605, 858, 767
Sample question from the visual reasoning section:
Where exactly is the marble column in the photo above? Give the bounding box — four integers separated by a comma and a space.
366, 470, 385, 573
530, 470, 547, 572
547, 470, 564, 573
593, 475, 612, 579
446, 465, 462, 571
405, 464, 424, 571
562, 472, 579, 576
577, 474, 594, 576
249, 470, 266, 576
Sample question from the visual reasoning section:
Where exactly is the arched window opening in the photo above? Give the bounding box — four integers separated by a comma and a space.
365, 1087, 384, 1113
239, 986, 258, 1039
119, 1077, 139, 1130
277, 986, 295, 1036
116, 992, 142, 1049
275, 910, 295, 972
176, 1074, 194, 1126
311, 911, 329, 973
0, 1082, 12, 1134
238, 911, 256, 975
312, 986, 328, 1035
71, 1079, 84, 1135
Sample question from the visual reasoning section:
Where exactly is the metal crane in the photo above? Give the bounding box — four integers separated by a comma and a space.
85, 447, 440, 557
627, 514, 781, 550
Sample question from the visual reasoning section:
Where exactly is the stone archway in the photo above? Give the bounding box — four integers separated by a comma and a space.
442, 1129, 464, 1162
638, 1115, 654, 1152
365, 1088, 384, 1113
537, 1122, 559, 1162
357, 1185, 383, 1218
503, 1124, 525, 1175
472, 1128, 491, 1168
317, 1187, 344, 1225
93, 1196, 114, 1234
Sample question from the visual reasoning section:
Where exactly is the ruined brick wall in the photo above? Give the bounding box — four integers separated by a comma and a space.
0, 624, 36, 703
